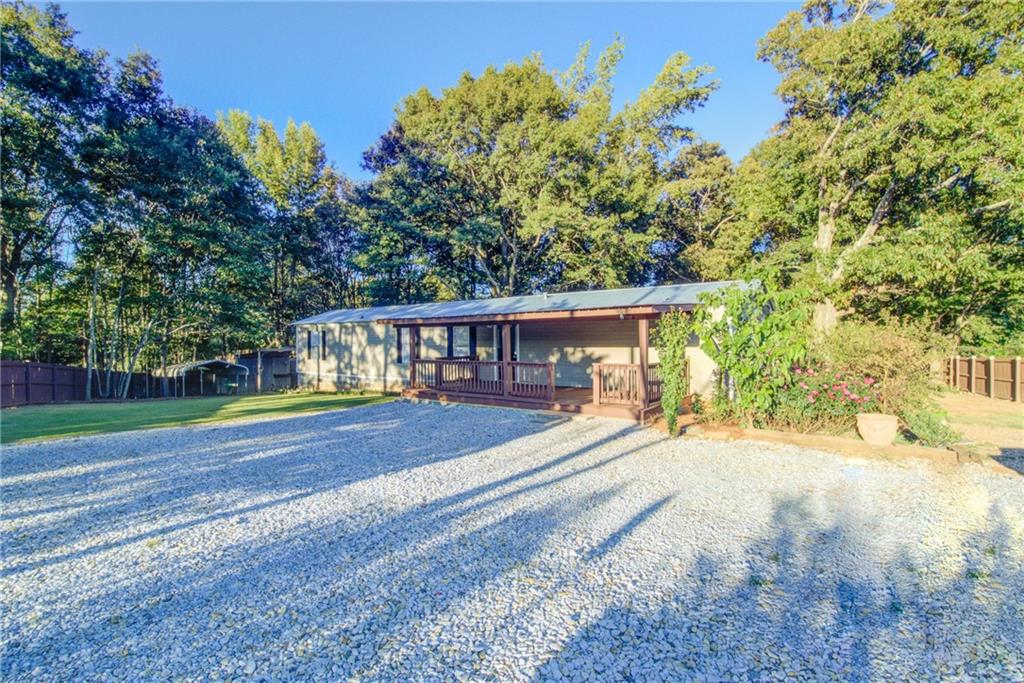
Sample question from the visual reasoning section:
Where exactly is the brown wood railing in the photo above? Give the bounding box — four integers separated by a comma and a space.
592, 361, 684, 407
647, 363, 663, 404
509, 362, 556, 401
413, 359, 555, 401
593, 363, 642, 405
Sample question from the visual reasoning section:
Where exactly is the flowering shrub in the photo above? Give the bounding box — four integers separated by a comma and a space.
772, 364, 883, 433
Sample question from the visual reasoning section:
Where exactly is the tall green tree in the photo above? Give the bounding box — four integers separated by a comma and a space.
357, 41, 718, 300
2, 2, 272, 388
218, 111, 359, 340
0, 2, 105, 350
75, 53, 270, 394
705, 0, 1024, 347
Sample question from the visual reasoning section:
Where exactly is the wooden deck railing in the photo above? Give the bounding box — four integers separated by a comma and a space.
413, 359, 555, 401
592, 361, 685, 407
593, 363, 642, 405
509, 362, 555, 401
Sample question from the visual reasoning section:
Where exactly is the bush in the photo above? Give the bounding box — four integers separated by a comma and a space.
772, 364, 883, 434
903, 408, 961, 448
691, 282, 812, 426
811, 320, 950, 418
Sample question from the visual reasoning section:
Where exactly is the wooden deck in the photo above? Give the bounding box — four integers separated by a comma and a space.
402, 385, 662, 422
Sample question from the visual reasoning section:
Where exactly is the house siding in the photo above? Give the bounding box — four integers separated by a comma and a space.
296, 317, 719, 398
517, 319, 639, 387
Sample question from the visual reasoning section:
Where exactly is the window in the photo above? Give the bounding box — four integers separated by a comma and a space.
306, 330, 312, 359
396, 327, 404, 364
320, 329, 328, 360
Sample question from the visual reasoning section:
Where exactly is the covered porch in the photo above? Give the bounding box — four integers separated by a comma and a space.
382, 310, 685, 422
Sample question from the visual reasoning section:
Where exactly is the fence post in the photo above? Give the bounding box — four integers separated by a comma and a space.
1015, 356, 1021, 403
951, 355, 958, 390
24, 363, 31, 404
969, 356, 976, 395
988, 356, 995, 398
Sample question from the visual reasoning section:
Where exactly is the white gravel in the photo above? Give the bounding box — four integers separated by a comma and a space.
2, 400, 1023, 682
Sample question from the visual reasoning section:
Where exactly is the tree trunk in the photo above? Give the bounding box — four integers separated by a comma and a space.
814, 300, 838, 333
120, 320, 154, 399
159, 338, 170, 398
85, 270, 99, 401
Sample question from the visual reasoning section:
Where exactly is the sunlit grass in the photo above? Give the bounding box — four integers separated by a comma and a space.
0, 392, 393, 445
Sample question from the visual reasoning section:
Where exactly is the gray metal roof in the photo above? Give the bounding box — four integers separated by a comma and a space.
293, 281, 742, 325
154, 359, 250, 377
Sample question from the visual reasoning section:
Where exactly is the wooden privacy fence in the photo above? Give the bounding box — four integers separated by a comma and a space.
945, 356, 1022, 401
1, 361, 154, 407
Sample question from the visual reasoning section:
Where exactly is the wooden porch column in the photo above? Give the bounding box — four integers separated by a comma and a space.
638, 318, 649, 408
501, 323, 512, 396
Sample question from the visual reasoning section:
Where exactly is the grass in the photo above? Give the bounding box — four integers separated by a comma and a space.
0, 391, 393, 445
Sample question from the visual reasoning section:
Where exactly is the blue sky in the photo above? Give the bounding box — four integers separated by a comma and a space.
60, 2, 797, 180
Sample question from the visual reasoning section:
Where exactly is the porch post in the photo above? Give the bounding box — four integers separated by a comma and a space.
408, 326, 419, 388
638, 318, 649, 408
501, 323, 512, 396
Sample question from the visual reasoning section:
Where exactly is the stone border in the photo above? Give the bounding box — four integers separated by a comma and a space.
684, 424, 963, 467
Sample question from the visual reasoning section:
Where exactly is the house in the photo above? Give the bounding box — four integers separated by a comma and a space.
292, 281, 737, 421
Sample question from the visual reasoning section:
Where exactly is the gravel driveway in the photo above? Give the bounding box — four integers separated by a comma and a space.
2, 401, 1023, 682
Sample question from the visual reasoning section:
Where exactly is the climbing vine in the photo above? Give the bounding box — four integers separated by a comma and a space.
653, 310, 691, 436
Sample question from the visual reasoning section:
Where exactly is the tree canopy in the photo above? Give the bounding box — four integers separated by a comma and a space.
357, 40, 718, 299
700, 0, 1023, 347
2, 0, 1021, 384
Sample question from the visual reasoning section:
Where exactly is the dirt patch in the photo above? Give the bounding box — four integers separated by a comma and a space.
940, 391, 1024, 474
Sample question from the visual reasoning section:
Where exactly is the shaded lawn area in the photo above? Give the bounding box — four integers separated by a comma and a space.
0, 392, 393, 445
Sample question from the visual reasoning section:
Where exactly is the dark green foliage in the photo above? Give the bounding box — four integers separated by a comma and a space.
355, 41, 718, 298
702, 0, 1024, 348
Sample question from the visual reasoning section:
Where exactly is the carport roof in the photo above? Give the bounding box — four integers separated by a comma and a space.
293, 281, 743, 326
154, 359, 250, 377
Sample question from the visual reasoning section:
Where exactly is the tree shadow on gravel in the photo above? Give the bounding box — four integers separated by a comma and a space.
1, 402, 662, 680
1, 401, 633, 571
536, 498, 1024, 681
6, 404, 1021, 681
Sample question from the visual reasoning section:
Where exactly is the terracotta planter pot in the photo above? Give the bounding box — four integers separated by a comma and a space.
856, 413, 899, 446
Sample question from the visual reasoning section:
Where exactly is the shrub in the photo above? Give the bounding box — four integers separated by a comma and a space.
810, 320, 950, 418
772, 364, 883, 433
691, 282, 812, 426
903, 408, 961, 448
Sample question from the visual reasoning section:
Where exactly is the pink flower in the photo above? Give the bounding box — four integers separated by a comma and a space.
795, 368, 803, 375
808, 396, 816, 404
807, 369, 816, 376
799, 381, 809, 390
864, 377, 875, 385
850, 393, 859, 400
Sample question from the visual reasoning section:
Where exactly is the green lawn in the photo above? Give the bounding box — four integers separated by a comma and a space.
0, 392, 393, 445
